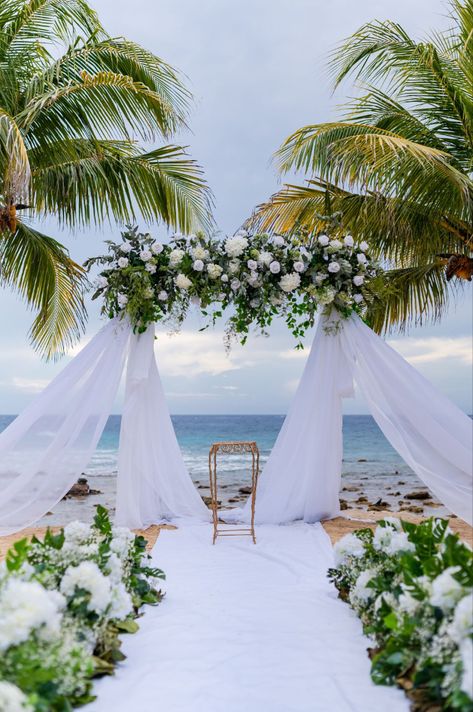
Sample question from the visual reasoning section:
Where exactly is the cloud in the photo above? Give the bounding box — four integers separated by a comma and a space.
155, 331, 251, 377
12, 377, 50, 393
388, 336, 472, 365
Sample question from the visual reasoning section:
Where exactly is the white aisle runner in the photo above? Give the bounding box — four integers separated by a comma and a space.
88, 524, 409, 712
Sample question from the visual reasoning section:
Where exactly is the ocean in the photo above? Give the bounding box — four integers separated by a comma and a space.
1, 414, 440, 525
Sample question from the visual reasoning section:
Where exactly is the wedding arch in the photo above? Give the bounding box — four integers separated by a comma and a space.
0, 228, 471, 535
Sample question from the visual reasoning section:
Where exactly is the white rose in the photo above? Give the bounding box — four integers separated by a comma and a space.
221, 274, 229, 283
247, 271, 259, 286
329, 239, 343, 250
117, 294, 128, 307
158, 290, 168, 301
193, 259, 204, 272
247, 259, 258, 271
333, 533, 365, 567
207, 263, 223, 279
151, 242, 163, 255
175, 273, 192, 290
357, 253, 367, 264
145, 262, 157, 274
293, 261, 305, 273
353, 275, 364, 286
95, 276, 108, 289
139, 249, 153, 262
169, 249, 185, 267
318, 234, 330, 246
120, 242, 132, 254
273, 235, 285, 247
431, 567, 465, 611
279, 272, 301, 293
354, 293, 364, 304
231, 278, 241, 291
344, 235, 354, 247
359, 241, 369, 252
117, 257, 129, 268
258, 251, 273, 266
61, 561, 111, 615
328, 261, 341, 273
350, 569, 376, 605
269, 260, 281, 274
250, 298, 260, 308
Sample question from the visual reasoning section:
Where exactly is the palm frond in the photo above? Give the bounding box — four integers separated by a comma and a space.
0, 108, 30, 200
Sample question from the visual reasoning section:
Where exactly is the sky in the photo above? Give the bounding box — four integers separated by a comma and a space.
0, 0, 471, 415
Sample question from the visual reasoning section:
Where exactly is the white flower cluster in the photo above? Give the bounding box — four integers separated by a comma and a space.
0, 681, 32, 712
333, 533, 365, 567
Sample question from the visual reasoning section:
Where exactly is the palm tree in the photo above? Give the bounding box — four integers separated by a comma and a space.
0, 0, 213, 358
251, 0, 473, 332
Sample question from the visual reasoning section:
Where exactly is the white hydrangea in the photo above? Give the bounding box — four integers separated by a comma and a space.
319, 287, 337, 305
258, 251, 273, 266
279, 272, 301, 293
61, 561, 112, 615
373, 525, 414, 556
269, 260, 281, 274
247, 259, 258, 271
353, 275, 364, 286
0, 579, 64, 651
191, 246, 208, 261
359, 241, 369, 252
193, 259, 204, 272
333, 533, 365, 566
139, 249, 153, 262
151, 241, 163, 255
430, 567, 465, 611
109, 582, 133, 621
158, 290, 168, 301
350, 569, 376, 604
174, 273, 192, 290
328, 262, 341, 273
460, 637, 473, 699
117, 257, 129, 268
207, 263, 223, 279
0, 681, 32, 712
117, 294, 128, 308
318, 234, 330, 246
293, 261, 305, 273
169, 248, 185, 267
448, 594, 473, 642
64, 521, 92, 545
110, 526, 135, 559
343, 235, 354, 247
225, 235, 249, 258
273, 235, 285, 247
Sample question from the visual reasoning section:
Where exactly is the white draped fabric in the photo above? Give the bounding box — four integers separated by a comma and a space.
116, 324, 209, 527
0, 319, 131, 535
340, 315, 473, 526
237, 313, 472, 526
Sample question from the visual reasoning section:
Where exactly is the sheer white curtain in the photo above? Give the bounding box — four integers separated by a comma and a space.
236, 314, 355, 524
0, 319, 131, 535
115, 324, 210, 528
340, 314, 473, 525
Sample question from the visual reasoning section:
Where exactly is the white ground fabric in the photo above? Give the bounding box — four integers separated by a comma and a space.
235, 313, 472, 526
0, 319, 131, 535
116, 324, 210, 527
87, 523, 409, 712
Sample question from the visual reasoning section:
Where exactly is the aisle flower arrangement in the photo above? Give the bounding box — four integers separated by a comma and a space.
0, 507, 164, 711
328, 518, 473, 711
86, 227, 377, 344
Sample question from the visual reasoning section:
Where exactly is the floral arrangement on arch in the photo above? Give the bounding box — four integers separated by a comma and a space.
329, 517, 473, 711
86, 226, 378, 343
0, 507, 164, 711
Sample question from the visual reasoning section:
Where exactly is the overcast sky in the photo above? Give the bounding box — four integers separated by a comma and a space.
1, 0, 471, 415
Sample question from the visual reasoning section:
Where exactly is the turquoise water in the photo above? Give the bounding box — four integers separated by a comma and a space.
0, 414, 413, 483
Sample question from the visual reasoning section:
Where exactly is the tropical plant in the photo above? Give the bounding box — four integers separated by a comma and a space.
251, 0, 473, 332
0, 0, 213, 357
